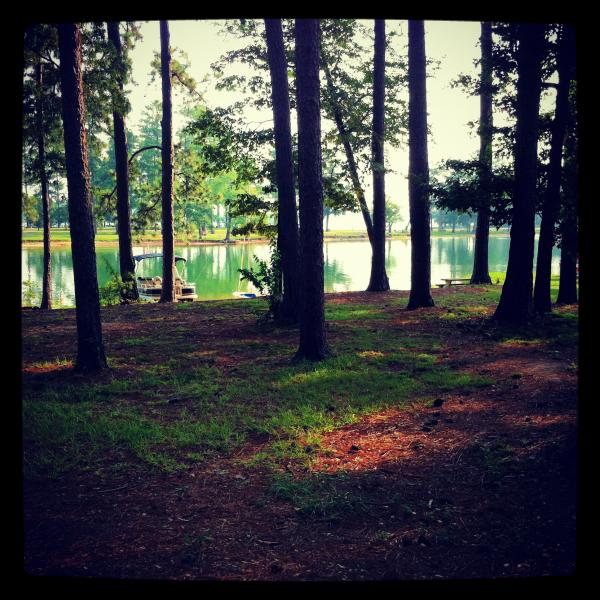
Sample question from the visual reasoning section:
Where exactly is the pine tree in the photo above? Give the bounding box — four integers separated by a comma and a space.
406, 20, 434, 310
57, 22, 107, 371
264, 18, 300, 323
294, 19, 329, 361
159, 20, 175, 302
366, 19, 390, 292
471, 22, 493, 285
107, 21, 138, 301
533, 25, 575, 312
494, 23, 547, 322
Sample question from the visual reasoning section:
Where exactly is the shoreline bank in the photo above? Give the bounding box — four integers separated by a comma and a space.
21, 231, 512, 249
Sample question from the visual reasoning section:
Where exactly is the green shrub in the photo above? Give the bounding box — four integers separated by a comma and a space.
239, 239, 282, 320
22, 280, 39, 307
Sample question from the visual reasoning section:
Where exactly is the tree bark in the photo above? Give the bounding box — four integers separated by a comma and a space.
367, 19, 390, 292
556, 213, 578, 304
406, 20, 434, 309
58, 23, 107, 371
533, 25, 575, 312
159, 20, 175, 302
107, 21, 138, 301
36, 59, 52, 309
322, 57, 375, 245
224, 209, 232, 242
471, 22, 493, 285
264, 18, 301, 324
494, 23, 546, 322
294, 18, 329, 361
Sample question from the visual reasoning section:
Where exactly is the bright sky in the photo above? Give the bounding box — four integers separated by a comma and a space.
125, 20, 486, 229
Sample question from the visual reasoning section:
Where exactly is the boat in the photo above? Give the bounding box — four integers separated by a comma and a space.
232, 290, 266, 299
134, 253, 198, 302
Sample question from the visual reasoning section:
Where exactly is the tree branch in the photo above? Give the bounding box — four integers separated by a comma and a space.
29, 47, 60, 69
171, 71, 203, 99
103, 145, 162, 201
128, 145, 162, 164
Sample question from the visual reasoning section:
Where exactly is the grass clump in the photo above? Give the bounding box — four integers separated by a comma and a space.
269, 472, 369, 518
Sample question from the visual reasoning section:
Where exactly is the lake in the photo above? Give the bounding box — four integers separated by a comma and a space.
21, 236, 561, 307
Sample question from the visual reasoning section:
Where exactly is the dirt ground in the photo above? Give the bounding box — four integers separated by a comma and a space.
21, 289, 578, 581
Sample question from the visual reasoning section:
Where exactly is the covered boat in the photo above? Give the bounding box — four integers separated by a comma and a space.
134, 253, 197, 302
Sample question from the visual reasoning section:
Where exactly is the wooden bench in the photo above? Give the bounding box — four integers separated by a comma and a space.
440, 278, 471, 288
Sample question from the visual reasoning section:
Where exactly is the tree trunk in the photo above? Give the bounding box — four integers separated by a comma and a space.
471, 21, 493, 285
556, 213, 578, 304
57, 23, 107, 371
533, 25, 574, 312
107, 21, 138, 301
494, 23, 546, 322
322, 57, 375, 245
406, 20, 434, 309
264, 18, 301, 324
225, 210, 232, 242
36, 60, 52, 309
159, 20, 175, 303
294, 18, 329, 361
367, 19, 390, 292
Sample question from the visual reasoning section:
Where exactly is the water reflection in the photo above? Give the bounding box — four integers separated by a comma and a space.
21, 237, 561, 306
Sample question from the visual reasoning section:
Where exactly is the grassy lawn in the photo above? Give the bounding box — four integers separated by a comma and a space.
22, 279, 570, 478
22, 301, 491, 478
21, 285, 578, 579
21, 227, 265, 244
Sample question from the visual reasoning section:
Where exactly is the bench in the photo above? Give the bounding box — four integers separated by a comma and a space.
440, 278, 471, 288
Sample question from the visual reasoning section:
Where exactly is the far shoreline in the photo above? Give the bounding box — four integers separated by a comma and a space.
21, 230, 512, 249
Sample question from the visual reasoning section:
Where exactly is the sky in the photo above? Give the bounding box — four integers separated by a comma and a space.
124, 20, 486, 229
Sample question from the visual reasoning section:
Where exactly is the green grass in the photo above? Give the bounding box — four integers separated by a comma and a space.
492, 310, 578, 348
21, 227, 265, 244
120, 337, 151, 347
268, 472, 370, 517
325, 304, 389, 321
22, 287, 577, 483
23, 341, 494, 479
26, 358, 72, 370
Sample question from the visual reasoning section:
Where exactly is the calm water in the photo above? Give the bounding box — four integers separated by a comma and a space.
21, 237, 561, 307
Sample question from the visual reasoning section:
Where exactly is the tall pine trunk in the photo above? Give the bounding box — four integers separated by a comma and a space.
557, 87, 578, 305
494, 23, 546, 322
159, 20, 175, 302
264, 19, 300, 324
407, 20, 434, 309
533, 25, 574, 312
36, 60, 52, 309
107, 21, 138, 301
556, 213, 578, 304
471, 22, 493, 285
57, 23, 107, 371
294, 18, 329, 361
322, 58, 375, 245
224, 209, 232, 242
367, 19, 390, 292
